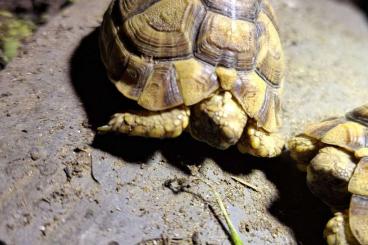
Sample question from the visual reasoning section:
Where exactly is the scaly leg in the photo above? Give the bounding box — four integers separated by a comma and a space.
237, 122, 284, 157
324, 212, 359, 245
288, 135, 320, 171
98, 107, 190, 138
189, 91, 247, 150
306, 147, 356, 208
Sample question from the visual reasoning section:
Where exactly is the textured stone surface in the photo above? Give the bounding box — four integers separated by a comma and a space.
0, 0, 368, 244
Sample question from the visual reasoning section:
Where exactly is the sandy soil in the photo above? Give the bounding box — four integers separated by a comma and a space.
0, 0, 367, 244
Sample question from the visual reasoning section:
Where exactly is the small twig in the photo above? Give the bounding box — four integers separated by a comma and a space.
63, 167, 72, 182
76, 147, 100, 184
89, 153, 100, 184
195, 179, 244, 245
231, 176, 260, 193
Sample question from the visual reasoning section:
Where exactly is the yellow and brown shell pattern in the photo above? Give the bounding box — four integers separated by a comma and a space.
99, 0, 285, 133
302, 105, 368, 154
294, 104, 368, 245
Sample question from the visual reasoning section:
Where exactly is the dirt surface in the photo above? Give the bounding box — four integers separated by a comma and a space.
0, 0, 73, 23
0, 0, 367, 244
0, 0, 74, 69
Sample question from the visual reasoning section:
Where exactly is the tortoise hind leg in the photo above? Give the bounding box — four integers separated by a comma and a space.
98, 106, 190, 138
188, 91, 248, 150
237, 122, 284, 158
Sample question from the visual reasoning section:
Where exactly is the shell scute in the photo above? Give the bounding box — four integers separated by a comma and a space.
123, 0, 205, 58
138, 63, 183, 110
349, 158, 368, 196
115, 56, 154, 100
119, 0, 159, 20
260, 0, 279, 30
303, 117, 347, 140
99, 1, 130, 80
231, 71, 281, 132
347, 104, 368, 127
174, 58, 219, 106
349, 195, 368, 245
202, 0, 260, 20
304, 118, 368, 153
255, 12, 285, 86
195, 12, 258, 70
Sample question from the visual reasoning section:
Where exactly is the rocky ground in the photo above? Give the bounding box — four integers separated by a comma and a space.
0, 0, 73, 22
0, 0, 367, 244
0, 0, 74, 68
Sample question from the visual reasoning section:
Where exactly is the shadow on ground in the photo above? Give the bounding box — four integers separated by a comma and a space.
354, 0, 368, 15
337, 0, 368, 18
70, 29, 330, 245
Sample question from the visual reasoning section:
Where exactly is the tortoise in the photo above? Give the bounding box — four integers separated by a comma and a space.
288, 104, 368, 245
98, 0, 285, 157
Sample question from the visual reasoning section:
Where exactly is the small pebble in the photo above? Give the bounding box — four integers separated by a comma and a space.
30, 147, 42, 161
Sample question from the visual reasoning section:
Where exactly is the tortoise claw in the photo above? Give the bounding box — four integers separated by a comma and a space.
97, 125, 113, 133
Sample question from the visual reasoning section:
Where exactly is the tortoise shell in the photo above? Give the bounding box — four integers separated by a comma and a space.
302, 104, 368, 153
99, 0, 285, 132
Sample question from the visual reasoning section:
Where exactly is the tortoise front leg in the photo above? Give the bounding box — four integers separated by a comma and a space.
306, 147, 356, 209
98, 106, 190, 138
288, 135, 320, 171
324, 212, 359, 245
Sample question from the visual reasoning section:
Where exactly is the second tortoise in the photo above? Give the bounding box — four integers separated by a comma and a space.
289, 104, 368, 245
